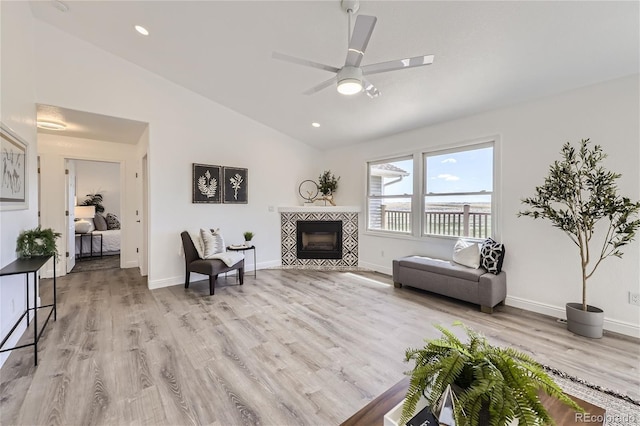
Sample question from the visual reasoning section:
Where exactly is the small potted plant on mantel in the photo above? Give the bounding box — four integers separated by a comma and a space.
518, 139, 640, 338
317, 170, 340, 206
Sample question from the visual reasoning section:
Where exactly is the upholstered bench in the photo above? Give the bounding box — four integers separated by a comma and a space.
392, 239, 507, 313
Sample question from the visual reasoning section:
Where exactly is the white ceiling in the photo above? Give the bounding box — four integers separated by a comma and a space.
37, 104, 148, 144
30, 1, 639, 149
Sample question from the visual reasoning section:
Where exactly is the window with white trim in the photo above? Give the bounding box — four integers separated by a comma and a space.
367, 156, 413, 233
423, 143, 493, 238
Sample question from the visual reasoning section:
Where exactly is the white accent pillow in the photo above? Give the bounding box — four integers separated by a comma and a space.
452, 239, 480, 269
200, 228, 225, 259
208, 251, 244, 267
189, 231, 205, 259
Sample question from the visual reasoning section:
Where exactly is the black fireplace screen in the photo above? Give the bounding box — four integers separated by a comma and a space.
296, 220, 343, 259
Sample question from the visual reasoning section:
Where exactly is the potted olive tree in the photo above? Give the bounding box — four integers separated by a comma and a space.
401, 323, 581, 425
518, 139, 640, 338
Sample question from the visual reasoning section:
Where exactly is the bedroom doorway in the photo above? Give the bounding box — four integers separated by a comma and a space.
67, 159, 122, 273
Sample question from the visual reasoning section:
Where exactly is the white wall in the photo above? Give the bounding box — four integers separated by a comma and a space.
0, 1, 38, 368
33, 21, 320, 289
38, 134, 139, 273
75, 159, 121, 218
326, 75, 640, 337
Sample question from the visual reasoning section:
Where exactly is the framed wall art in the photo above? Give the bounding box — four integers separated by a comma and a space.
1, 123, 28, 211
223, 167, 248, 204
192, 163, 222, 203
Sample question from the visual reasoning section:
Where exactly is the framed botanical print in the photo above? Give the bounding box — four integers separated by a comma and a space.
192, 163, 222, 203
223, 167, 248, 204
1, 123, 28, 211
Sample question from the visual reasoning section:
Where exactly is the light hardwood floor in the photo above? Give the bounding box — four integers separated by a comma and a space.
1, 267, 638, 425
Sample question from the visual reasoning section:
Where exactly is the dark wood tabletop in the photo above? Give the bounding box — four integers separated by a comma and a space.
340, 376, 606, 426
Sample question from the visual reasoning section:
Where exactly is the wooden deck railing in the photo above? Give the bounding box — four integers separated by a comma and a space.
381, 205, 491, 238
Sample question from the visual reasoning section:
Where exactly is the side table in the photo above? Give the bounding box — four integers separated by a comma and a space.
76, 232, 103, 259
226, 245, 257, 278
0, 255, 57, 366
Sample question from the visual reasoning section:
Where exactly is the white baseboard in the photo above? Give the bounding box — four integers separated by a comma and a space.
147, 260, 281, 290
506, 295, 640, 338
124, 260, 138, 269
256, 260, 281, 270
358, 261, 392, 276
148, 275, 183, 290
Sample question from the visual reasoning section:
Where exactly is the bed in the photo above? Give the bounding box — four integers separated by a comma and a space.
75, 229, 121, 256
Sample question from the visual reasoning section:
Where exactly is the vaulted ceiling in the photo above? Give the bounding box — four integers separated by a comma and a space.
30, 1, 639, 149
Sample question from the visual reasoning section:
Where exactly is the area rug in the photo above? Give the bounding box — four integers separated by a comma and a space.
71, 254, 120, 273
543, 365, 639, 426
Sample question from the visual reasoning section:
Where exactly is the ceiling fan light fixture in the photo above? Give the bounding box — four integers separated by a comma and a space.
37, 120, 66, 130
336, 66, 363, 95
337, 79, 363, 95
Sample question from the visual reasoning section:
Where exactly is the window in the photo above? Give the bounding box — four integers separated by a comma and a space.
367, 156, 413, 233
423, 143, 493, 238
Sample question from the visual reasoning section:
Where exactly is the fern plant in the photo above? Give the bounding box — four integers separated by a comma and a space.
16, 226, 62, 259
401, 323, 583, 426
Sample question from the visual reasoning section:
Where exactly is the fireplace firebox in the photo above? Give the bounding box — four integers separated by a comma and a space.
296, 220, 343, 259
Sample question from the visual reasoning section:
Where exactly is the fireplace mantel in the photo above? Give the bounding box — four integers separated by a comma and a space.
278, 206, 361, 213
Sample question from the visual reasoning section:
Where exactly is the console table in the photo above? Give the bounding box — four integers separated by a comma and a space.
0, 255, 57, 366
340, 376, 605, 426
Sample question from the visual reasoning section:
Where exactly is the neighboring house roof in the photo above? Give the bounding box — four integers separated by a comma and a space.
371, 163, 410, 178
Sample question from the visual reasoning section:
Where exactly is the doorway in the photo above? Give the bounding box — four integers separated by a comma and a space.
67, 159, 122, 273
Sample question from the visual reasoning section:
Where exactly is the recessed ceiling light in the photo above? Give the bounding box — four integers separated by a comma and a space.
134, 25, 149, 36
51, 0, 69, 12
311, 122, 321, 128
37, 120, 66, 130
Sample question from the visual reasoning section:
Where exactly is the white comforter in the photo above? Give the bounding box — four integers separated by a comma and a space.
76, 230, 121, 255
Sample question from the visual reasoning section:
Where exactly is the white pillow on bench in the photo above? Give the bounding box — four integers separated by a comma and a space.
452, 239, 480, 269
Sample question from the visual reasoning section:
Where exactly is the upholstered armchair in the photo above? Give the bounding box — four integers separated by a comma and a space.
180, 231, 244, 295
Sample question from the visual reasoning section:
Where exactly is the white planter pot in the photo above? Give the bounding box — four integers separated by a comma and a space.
566, 303, 604, 338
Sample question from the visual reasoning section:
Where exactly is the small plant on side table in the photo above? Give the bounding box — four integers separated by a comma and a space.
243, 231, 254, 246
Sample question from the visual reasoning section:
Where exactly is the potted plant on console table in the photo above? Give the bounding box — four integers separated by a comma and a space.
518, 139, 640, 338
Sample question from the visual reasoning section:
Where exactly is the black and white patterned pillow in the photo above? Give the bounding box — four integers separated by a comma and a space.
106, 213, 121, 230
480, 238, 505, 274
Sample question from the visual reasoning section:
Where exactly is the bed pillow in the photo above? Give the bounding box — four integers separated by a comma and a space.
452, 239, 480, 269
94, 214, 108, 231
106, 213, 121, 230
480, 238, 506, 274
200, 228, 225, 259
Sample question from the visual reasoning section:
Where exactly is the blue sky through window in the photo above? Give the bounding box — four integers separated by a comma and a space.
426, 146, 493, 194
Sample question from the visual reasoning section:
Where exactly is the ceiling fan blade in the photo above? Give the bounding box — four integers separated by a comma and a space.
272, 52, 340, 74
345, 15, 377, 67
363, 78, 381, 98
303, 76, 337, 95
362, 54, 435, 76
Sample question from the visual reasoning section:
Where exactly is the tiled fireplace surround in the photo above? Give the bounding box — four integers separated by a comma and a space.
279, 206, 359, 269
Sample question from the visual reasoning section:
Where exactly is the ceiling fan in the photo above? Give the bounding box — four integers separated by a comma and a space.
273, 0, 435, 98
